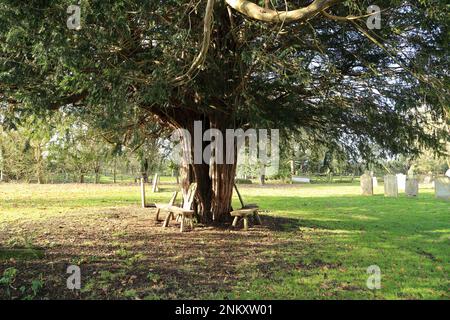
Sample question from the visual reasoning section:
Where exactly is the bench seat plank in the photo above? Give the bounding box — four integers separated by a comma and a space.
231, 208, 258, 216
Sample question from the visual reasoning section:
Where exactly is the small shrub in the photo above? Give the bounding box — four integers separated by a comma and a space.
0, 267, 18, 297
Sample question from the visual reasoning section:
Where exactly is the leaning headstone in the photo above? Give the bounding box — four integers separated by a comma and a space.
435, 177, 450, 200
372, 177, 378, 188
384, 175, 398, 197
396, 174, 406, 191
405, 177, 419, 197
360, 173, 373, 195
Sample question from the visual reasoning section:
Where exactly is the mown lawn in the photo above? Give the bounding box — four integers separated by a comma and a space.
0, 182, 448, 299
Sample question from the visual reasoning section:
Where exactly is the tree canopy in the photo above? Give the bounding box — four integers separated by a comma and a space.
1, 0, 449, 221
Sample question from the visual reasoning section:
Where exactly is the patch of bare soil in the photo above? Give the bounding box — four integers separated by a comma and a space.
0, 206, 306, 299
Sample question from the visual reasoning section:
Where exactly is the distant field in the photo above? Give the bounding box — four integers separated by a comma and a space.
0, 182, 448, 299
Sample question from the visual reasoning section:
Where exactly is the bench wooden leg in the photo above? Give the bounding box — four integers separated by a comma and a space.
155, 208, 161, 221
232, 216, 239, 227
189, 218, 194, 230
254, 212, 262, 225
180, 215, 185, 232
162, 212, 171, 228
243, 217, 249, 231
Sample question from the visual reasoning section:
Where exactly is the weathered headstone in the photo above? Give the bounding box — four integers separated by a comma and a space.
423, 175, 432, 184
372, 177, 378, 188
405, 177, 419, 197
384, 175, 398, 197
435, 177, 450, 200
360, 173, 373, 195
396, 174, 406, 191
292, 176, 311, 184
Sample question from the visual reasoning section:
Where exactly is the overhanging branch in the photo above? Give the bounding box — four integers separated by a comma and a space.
225, 0, 340, 23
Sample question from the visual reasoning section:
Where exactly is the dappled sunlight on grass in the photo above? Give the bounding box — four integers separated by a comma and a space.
0, 182, 448, 299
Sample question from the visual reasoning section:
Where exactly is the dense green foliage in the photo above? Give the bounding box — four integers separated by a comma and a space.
1, 0, 448, 157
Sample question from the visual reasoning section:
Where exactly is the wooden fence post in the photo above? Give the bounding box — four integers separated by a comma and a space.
140, 178, 146, 208
152, 173, 159, 193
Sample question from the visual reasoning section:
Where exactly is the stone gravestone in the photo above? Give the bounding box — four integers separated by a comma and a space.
396, 174, 406, 191
372, 177, 378, 188
405, 177, 419, 197
423, 175, 432, 184
292, 176, 311, 184
384, 175, 398, 197
435, 177, 450, 200
360, 173, 373, 195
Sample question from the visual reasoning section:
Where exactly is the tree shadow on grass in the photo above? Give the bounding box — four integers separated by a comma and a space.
0, 193, 448, 299
0, 207, 326, 299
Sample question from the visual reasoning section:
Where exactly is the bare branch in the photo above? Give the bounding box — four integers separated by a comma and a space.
225, 0, 340, 23
322, 9, 384, 21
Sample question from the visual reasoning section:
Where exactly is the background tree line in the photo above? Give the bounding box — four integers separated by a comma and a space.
1, 112, 447, 184
0, 113, 168, 183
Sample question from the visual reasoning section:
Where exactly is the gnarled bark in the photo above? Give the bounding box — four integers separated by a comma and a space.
177, 114, 237, 224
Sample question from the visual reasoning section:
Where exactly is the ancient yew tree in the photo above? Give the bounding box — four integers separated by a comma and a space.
1, 1, 448, 223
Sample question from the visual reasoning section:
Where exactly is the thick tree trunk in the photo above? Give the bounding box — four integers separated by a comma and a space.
192, 163, 213, 222
210, 163, 236, 222
181, 161, 236, 224
177, 115, 237, 225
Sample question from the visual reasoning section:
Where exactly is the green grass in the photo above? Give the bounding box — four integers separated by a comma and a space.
0, 182, 448, 299
45, 174, 179, 184
227, 185, 449, 299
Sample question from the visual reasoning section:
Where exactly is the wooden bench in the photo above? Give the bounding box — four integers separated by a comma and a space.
162, 183, 197, 232
231, 184, 261, 231
230, 208, 261, 231
154, 191, 178, 221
